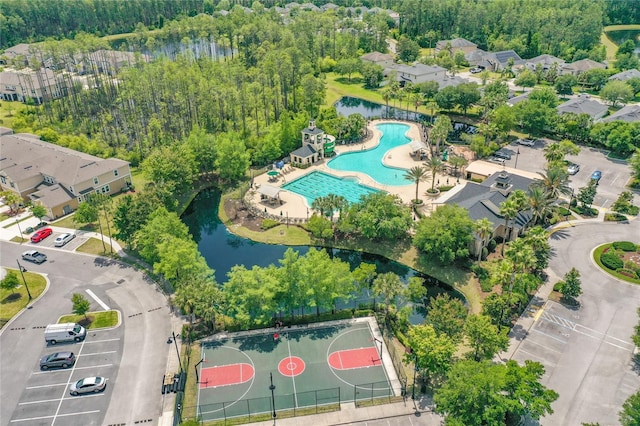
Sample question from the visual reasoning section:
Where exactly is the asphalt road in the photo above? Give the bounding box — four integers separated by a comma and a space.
0, 242, 173, 426
510, 221, 640, 425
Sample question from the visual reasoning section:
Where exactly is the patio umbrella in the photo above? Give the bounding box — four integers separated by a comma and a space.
267, 170, 279, 177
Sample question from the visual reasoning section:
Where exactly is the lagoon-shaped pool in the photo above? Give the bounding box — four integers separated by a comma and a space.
328, 123, 412, 186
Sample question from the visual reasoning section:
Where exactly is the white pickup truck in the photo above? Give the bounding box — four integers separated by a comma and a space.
22, 250, 47, 264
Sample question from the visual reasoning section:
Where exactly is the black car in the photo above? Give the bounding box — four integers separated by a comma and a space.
40, 352, 76, 370
493, 150, 512, 160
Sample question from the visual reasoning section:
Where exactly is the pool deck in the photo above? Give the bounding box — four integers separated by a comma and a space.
247, 119, 463, 220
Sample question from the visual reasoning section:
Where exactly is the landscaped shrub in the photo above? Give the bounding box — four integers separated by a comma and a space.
260, 218, 279, 230
613, 241, 637, 252
553, 281, 563, 292
487, 239, 497, 252
557, 206, 570, 216
625, 260, 640, 272
605, 213, 628, 222
601, 252, 624, 270
617, 268, 638, 279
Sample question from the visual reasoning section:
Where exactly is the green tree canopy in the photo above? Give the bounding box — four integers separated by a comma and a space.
413, 204, 474, 263
0, 271, 20, 294
71, 293, 91, 319
405, 323, 457, 385
426, 293, 468, 342
347, 193, 412, 240
464, 314, 509, 361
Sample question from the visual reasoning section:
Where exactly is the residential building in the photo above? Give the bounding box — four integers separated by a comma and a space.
0, 43, 33, 66
601, 104, 640, 123
561, 58, 606, 76
360, 52, 395, 67
384, 63, 447, 86
435, 38, 478, 55
0, 129, 131, 219
0, 68, 67, 104
521, 54, 565, 72
557, 95, 609, 121
608, 69, 640, 82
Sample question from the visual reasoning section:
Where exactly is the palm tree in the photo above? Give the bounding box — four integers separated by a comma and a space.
403, 166, 430, 202
527, 186, 553, 225
448, 155, 468, 178
474, 218, 493, 261
326, 194, 349, 222
380, 86, 393, 118
423, 156, 444, 193
311, 196, 333, 217
499, 198, 519, 256
536, 166, 571, 200
543, 142, 565, 165
430, 115, 452, 157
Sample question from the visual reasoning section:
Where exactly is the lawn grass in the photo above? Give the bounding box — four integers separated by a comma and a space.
58, 310, 120, 329
0, 100, 26, 129
0, 270, 47, 328
593, 243, 640, 285
76, 237, 114, 256
181, 343, 201, 421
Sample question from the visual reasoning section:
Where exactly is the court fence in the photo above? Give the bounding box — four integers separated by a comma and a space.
377, 315, 408, 394
182, 380, 398, 424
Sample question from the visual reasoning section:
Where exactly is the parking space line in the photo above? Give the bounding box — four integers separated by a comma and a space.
10, 410, 100, 423
84, 338, 120, 344
19, 397, 61, 406
531, 327, 569, 344
79, 350, 117, 356
571, 327, 635, 351
521, 339, 563, 354
75, 363, 113, 370
51, 338, 87, 426
86, 289, 110, 311
26, 383, 68, 390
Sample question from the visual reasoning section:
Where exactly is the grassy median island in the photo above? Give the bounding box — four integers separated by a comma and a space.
59, 310, 120, 329
593, 242, 640, 285
0, 270, 47, 328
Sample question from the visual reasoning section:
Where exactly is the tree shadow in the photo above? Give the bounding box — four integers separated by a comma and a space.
1, 293, 22, 304
508, 323, 529, 341
559, 297, 580, 310
550, 228, 571, 240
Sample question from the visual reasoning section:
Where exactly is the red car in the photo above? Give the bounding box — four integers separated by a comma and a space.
31, 227, 53, 243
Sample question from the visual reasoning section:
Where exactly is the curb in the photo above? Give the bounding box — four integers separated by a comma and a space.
0, 272, 51, 337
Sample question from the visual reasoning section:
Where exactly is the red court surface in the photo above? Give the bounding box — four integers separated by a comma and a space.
328, 347, 380, 370
200, 363, 255, 389
278, 356, 306, 377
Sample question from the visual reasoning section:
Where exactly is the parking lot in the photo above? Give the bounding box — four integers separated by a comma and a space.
24, 229, 91, 253
498, 140, 636, 209
9, 326, 122, 425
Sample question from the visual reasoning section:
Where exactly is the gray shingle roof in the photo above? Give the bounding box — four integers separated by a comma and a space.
29, 183, 75, 207
291, 145, 317, 157
557, 96, 608, 118
608, 69, 640, 81
601, 104, 640, 123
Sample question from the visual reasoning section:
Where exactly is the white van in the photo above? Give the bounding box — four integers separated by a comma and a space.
44, 323, 86, 344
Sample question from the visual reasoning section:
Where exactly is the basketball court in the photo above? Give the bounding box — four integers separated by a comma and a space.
196, 318, 400, 422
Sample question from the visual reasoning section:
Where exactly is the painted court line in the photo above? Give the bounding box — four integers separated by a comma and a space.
10, 410, 100, 423
86, 289, 110, 310
286, 334, 299, 408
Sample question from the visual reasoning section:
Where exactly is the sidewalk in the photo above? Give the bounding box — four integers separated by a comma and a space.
249, 396, 442, 426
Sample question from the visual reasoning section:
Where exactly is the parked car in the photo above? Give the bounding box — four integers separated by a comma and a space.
30, 228, 52, 243
54, 232, 76, 247
40, 352, 76, 370
517, 138, 535, 147
487, 156, 506, 165
22, 250, 47, 264
493, 150, 512, 160
470, 66, 484, 74
591, 170, 602, 183
567, 163, 580, 175
69, 376, 107, 395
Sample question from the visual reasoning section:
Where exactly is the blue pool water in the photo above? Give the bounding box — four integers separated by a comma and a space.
328, 123, 413, 186
283, 171, 380, 205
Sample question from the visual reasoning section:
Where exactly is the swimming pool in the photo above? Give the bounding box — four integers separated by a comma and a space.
328, 123, 413, 186
282, 171, 380, 205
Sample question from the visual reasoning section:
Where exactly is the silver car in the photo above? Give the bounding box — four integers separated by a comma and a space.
40, 352, 76, 370
567, 163, 580, 175
69, 376, 107, 395
54, 232, 75, 247
517, 138, 535, 147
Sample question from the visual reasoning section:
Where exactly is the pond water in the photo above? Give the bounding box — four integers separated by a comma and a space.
181, 189, 462, 323
606, 30, 640, 56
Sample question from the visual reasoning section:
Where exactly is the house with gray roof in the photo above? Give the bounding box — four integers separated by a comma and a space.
482, 50, 523, 72
608, 69, 640, 82
561, 58, 606, 76
0, 68, 66, 104
520, 54, 565, 72
0, 43, 33, 66
360, 51, 395, 67
443, 171, 535, 253
384, 63, 447, 86
601, 104, 640, 123
435, 38, 478, 55
557, 95, 609, 121
0, 129, 131, 219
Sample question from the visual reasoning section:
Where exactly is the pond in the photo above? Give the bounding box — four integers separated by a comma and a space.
181, 189, 462, 323
333, 96, 477, 141
606, 30, 640, 56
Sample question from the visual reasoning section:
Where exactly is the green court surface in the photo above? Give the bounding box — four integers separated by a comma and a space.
196, 319, 397, 422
